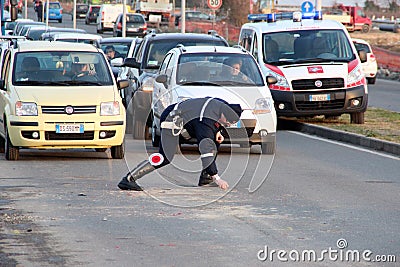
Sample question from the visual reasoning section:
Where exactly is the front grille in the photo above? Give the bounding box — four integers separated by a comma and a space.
222, 127, 254, 139
41, 106, 97, 114
45, 131, 94, 140
292, 78, 344, 90
296, 99, 345, 111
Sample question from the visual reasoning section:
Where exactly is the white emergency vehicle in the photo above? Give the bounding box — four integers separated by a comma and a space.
239, 12, 368, 123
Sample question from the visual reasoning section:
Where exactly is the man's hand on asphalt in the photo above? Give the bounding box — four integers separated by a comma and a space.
215, 179, 229, 190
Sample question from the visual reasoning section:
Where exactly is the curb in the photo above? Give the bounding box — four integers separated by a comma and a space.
278, 119, 400, 156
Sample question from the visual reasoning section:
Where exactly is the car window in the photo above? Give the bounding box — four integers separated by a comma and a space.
127, 14, 145, 24
145, 39, 227, 68
353, 42, 371, 53
100, 42, 131, 59
48, 3, 61, 9
12, 51, 113, 85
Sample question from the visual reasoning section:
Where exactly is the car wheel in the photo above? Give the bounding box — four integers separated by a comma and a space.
324, 115, 340, 120
361, 24, 370, 33
367, 77, 376, 84
132, 106, 148, 140
85, 19, 89, 24
5, 126, 19, 160
95, 148, 108, 152
261, 140, 275, 155
151, 120, 160, 147
0, 135, 5, 153
111, 142, 124, 159
59, 19, 62, 23
350, 112, 365, 124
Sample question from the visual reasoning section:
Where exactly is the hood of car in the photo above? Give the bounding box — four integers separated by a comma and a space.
14, 86, 117, 105
172, 84, 272, 111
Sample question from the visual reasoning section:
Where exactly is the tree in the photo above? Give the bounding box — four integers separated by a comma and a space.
221, 0, 250, 27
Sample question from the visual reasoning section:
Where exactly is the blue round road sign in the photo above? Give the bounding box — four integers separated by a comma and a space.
301, 1, 314, 13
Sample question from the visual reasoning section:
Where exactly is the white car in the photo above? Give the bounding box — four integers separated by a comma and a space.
46, 32, 102, 45
151, 46, 277, 154
353, 38, 378, 84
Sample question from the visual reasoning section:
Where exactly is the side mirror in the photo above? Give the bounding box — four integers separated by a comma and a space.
155, 74, 168, 85
123, 57, 140, 68
358, 50, 367, 63
266, 76, 277, 85
117, 79, 129, 90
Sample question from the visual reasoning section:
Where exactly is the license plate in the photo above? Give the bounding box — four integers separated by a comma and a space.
50, 13, 55, 16
309, 94, 330, 101
129, 28, 139, 32
55, 124, 84, 133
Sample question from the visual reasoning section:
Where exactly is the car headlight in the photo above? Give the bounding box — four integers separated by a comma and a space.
141, 77, 154, 92
266, 70, 289, 89
253, 98, 273, 114
347, 65, 364, 87
16, 101, 38, 116
100, 101, 120, 116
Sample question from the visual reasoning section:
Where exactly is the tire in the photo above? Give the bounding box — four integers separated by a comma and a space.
58, 19, 62, 23
261, 141, 275, 155
95, 148, 107, 152
111, 143, 124, 159
151, 121, 160, 147
350, 112, 365, 124
361, 24, 370, 33
5, 126, 19, 160
132, 107, 147, 140
85, 19, 89, 25
0, 136, 5, 153
324, 115, 339, 120
367, 77, 376, 84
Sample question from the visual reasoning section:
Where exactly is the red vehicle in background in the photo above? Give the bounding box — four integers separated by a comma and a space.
324, 4, 372, 33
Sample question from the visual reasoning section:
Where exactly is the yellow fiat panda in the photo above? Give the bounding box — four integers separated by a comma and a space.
0, 41, 128, 160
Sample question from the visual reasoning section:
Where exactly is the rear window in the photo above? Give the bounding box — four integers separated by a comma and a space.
49, 3, 61, 9
353, 42, 371, 53
127, 14, 145, 23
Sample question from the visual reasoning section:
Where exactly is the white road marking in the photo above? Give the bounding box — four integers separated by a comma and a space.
289, 131, 400, 161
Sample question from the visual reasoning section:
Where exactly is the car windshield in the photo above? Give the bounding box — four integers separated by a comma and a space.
262, 29, 355, 65
145, 39, 227, 68
13, 51, 113, 86
176, 53, 265, 86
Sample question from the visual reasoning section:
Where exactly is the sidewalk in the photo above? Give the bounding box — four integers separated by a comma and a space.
279, 119, 400, 156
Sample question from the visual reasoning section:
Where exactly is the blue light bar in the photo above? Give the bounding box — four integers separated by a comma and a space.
248, 11, 323, 23
247, 13, 276, 23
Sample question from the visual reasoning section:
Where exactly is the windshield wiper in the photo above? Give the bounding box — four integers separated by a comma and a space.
65, 81, 104, 86
179, 81, 219, 86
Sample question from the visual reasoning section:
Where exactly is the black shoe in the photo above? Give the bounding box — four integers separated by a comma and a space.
198, 171, 217, 187
118, 175, 143, 191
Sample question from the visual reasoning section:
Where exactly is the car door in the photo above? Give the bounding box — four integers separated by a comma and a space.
153, 52, 174, 120
0, 50, 12, 138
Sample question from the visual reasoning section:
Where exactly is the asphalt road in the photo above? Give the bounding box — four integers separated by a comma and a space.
1, 10, 399, 266
367, 79, 400, 113
1, 132, 399, 266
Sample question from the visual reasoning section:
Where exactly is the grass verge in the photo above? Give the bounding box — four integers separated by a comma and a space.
297, 107, 400, 143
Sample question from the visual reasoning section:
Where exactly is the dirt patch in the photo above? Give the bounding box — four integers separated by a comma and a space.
0, 193, 70, 266
350, 30, 400, 53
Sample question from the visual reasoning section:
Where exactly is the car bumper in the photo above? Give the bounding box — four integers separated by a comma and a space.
7, 114, 125, 149
271, 85, 368, 117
